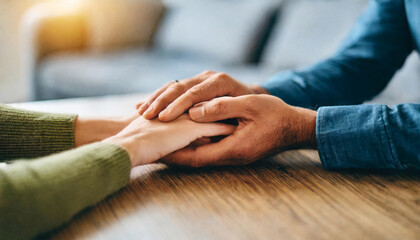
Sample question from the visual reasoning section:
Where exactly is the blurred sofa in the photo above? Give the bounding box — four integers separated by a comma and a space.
22, 0, 420, 105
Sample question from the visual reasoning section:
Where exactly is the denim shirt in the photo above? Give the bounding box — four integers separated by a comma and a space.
262, 0, 420, 170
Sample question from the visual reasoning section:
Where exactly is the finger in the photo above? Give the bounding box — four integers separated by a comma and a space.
138, 81, 173, 115
161, 121, 237, 167
159, 73, 233, 122
162, 135, 238, 167
189, 137, 212, 147
135, 101, 145, 110
195, 122, 236, 138
188, 96, 251, 123
143, 81, 189, 119
145, 72, 218, 120
156, 121, 234, 166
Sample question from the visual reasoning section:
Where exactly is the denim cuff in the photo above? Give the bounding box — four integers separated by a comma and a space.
316, 104, 401, 169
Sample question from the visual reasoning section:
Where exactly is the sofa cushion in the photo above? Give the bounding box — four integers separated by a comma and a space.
35, 48, 282, 100
85, 0, 165, 51
262, 0, 368, 69
36, 49, 420, 103
36, 49, 227, 99
155, 0, 280, 64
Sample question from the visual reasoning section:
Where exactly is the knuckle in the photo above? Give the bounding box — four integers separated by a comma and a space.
222, 97, 256, 118
207, 77, 221, 86
208, 100, 226, 115
165, 81, 174, 87
243, 95, 260, 108
169, 82, 185, 92
187, 86, 202, 98
245, 94, 259, 103
214, 72, 228, 79
200, 70, 216, 76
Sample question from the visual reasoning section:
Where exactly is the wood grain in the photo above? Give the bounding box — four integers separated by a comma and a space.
40, 150, 420, 240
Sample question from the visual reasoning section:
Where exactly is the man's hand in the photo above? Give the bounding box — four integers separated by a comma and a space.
137, 71, 268, 121
161, 94, 317, 167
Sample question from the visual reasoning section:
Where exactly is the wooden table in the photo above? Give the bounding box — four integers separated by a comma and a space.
11, 94, 420, 240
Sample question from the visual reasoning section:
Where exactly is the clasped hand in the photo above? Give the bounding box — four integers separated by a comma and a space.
134, 71, 318, 167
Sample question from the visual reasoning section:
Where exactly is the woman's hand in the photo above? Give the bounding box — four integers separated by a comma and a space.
103, 114, 235, 167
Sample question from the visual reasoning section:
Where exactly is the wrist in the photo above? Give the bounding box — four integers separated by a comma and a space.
75, 116, 132, 147
104, 133, 155, 168
292, 107, 317, 149
103, 136, 137, 167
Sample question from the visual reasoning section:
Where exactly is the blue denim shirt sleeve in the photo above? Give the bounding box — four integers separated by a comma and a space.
317, 104, 420, 170
263, 0, 413, 108
262, 0, 418, 169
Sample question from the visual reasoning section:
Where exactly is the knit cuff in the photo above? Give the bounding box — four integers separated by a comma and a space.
0, 142, 131, 239
0, 104, 77, 160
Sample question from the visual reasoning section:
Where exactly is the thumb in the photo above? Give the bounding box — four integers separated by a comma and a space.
189, 96, 247, 123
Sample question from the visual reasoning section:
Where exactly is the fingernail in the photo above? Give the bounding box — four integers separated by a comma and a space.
160, 109, 168, 117
190, 106, 204, 119
193, 102, 205, 108
158, 111, 169, 121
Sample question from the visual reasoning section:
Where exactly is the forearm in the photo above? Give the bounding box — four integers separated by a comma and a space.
0, 105, 133, 160
262, 0, 412, 109
262, 54, 408, 109
74, 115, 134, 147
0, 142, 131, 239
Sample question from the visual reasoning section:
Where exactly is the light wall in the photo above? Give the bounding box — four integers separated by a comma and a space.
0, 0, 55, 103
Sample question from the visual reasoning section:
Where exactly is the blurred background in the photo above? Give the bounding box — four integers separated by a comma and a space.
1, 0, 419, 104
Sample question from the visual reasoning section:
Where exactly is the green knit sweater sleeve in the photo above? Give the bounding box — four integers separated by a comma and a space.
0, 105, 132, 239
0, 142, 132, 240
0, 104, 77, 161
